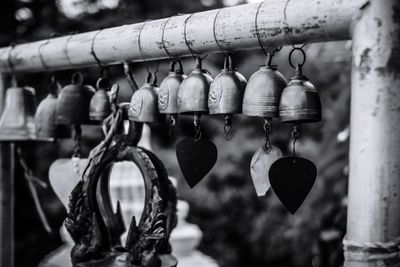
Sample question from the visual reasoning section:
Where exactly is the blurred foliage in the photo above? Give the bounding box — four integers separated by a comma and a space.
0, 1, 351, 267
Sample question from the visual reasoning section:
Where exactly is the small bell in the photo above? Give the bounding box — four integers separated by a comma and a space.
159, 60, 186, 114
242, 56, 287, 118
0, 85, 37, 141
279, 66, 321, 123
35, 77, 70, 139
208, 55, 246, 115
56, 72, 95, 125
177, 57, 213, 115
129, 72, 163, 123
158, 61, 186, 133
89, 78, 112, 122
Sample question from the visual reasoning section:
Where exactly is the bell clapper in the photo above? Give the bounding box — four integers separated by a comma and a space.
168, 114, 177, 136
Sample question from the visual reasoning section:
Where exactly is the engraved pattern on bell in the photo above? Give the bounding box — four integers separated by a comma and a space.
130, 94, 143, 118
158, 87, 169, 111
208, 84, 222, 109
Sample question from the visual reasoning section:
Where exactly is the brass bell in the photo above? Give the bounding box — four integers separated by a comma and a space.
89, 78, 112, 121
35, 78, 70, 138
177, 57, 213, 115
0, 85, 37, 140
158, 61, 186, 115
279, 66, 321, 123
56, 72, 95, 125
242, 62, 287, 118
208, 55, 246, 115
129, 72, 163, 123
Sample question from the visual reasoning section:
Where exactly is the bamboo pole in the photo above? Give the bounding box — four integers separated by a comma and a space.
345, 0, 400, 266
0, 0, 364, 73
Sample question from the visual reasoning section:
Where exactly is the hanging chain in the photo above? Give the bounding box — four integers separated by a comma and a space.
224, 115, 233, 141
263, 118, 272, 153
73, 124, 82, 158
291, 123, 300, 156
16, 145, 52, 233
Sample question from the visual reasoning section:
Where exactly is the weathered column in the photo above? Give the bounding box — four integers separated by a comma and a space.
345, 0, 400, 266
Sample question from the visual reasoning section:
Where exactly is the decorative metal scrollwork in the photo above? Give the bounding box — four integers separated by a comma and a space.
65, 106, 177, 267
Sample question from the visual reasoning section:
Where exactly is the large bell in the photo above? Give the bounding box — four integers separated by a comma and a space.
35, 78, 70, 138
129, 72, 163, 123
242, 64, 287, 118
177, 57, 213, 115
0, 85, 37, 140
279, 68, 321, 123
56, 72, 95, 125
158, 61, 186, 115
90, 78, 112, 121
208, 55, 247, 115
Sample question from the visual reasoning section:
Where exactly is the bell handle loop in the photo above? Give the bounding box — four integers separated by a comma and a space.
169, 60, 184, 74
195, 56, 203, 70
123, 62, 139, 92
96, 77, 110, 91
71, 72, 84, 85
145, 72, 157, 86
223, 54, 233, 71
48, 75, 58, 96
288, 46, 306, 70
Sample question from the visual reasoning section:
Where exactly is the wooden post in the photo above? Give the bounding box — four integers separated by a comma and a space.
0, 74, 14, 267
345, 0, 400, 266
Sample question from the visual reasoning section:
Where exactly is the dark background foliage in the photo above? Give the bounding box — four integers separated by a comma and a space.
0, 0, 351, 266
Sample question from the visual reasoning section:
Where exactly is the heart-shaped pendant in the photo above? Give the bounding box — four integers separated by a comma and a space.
49, 158, 88, 209
250, 145, 282, 197
269, 156, 317, 214
176, 138, 217, 188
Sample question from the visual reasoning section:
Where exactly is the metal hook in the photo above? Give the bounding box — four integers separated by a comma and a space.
64, 33, 75, 67
123, 62, 139, 92
7, 43, 17, 85
255, 2, 282, 65
290, 123, 300, 156
184, 13, 206, 59
138, 20, 160, 77
263, 118, 272, 153
161, 16, 175, 60
38, 37, 51, 71
224, 115, 233, 141
213, 8, 227, 57
91, 29, 108, 77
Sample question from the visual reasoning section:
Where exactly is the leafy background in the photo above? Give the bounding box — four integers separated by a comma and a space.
0, 0, 351, 266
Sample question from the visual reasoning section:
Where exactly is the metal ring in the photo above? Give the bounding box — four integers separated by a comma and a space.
288, 47, 306, 69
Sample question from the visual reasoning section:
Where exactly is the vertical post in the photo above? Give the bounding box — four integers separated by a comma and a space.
0, 74, 14, 267
345, 0, 400, 266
